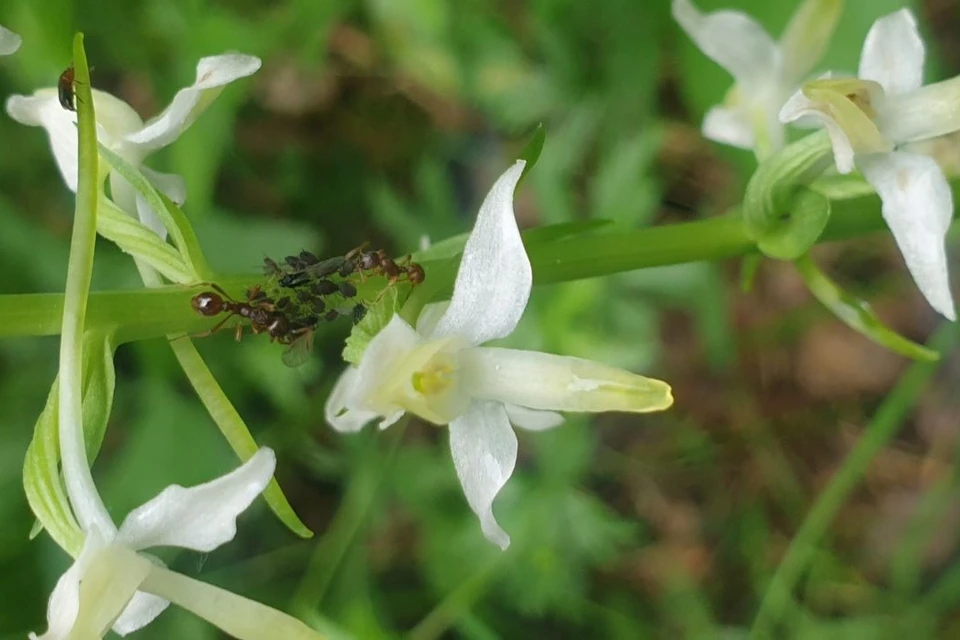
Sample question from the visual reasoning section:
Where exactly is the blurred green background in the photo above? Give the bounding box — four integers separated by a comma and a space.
1, 0, 960, 637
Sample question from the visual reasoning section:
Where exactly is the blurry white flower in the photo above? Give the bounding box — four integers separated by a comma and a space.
326, 160, 673, 549
31, 448, 317, 639
0, 24, 21, 55
673, 0, 840, 156
780, 9, 958, 320
5, 53, 260, 237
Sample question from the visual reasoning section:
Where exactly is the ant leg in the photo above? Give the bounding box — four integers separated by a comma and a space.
234, 323, 244, 342
193, 312, 238, 338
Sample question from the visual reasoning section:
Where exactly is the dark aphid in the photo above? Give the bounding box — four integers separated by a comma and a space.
285, 255, 305, 269
58, 66, 76, 111
279, 272, 311, 289
339, 282, 357, 298
352, 304, 367, 324
338, 260, 356, 278
311, 279, 339, 296
296, 289, 313, 303
324, 309, 340, 322
263, 257, 282, 277
312, 298, 326, 314
275, 296, 292, 311
298, 250, 319, 265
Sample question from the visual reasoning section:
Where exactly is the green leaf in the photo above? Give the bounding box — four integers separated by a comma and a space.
343, 287, 400, 366
98, 196, 193, 283
23, 329, 117, 555
517, 123, 545, 184
168, 338, 314, 539
795, 255, 940, 362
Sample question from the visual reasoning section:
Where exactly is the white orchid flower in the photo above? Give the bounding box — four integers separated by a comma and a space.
0, 24, 21, 55
326, 160, 674, 549
673, 0, 841, 157
5, 53, 260, 237
779, 9, 958, 320
31, 448, 319, 639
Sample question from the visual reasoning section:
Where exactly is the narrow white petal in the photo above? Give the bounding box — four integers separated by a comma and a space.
858, 9, 924, 96
702, 105, 755, 149
117, 449, 276, 552
141, 565, 322, 639
112, 590, 170, 636
778, 0, 843, 83
671, 0, 780, 90
68, 544, 153, 639
0, 25, 22, 55
31, 532, 105, 640
880, 76, 960, 143
504, 404, 564, 431
462, 347, 674, 414
859, 151, 956, 320
431, 161, 531, 345
449, 402, 517, 550
125, 53, 261, 151
325, 367, 381, 432
779, 88, 856, 174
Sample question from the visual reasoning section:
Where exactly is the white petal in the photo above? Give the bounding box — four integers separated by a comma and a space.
880, 76, 960, 143
672, 0, 780, 90
135, 167, 188, 240
325, 367, 381, 432
462, 347, 674, 414
858, 9, 924, 96
504, 404, 564, 431
117, 448, 276, 552
31, 532, 105, 640
125, 53, 261, 152
449, 401, 518, 550
858, 152, 956, 320
7, 89, 144, 192
702, 105, 755, 149
112, 590, 170, 636
431, 161, 530, 345
0, 25, 22, 55
779, 88, 856, 174
50, 543, 153, 640
141, 565, 321, 639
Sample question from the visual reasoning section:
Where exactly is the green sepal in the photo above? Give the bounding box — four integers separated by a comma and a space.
517, 123, 545, 184
343, 286, 400, 366
743, 131, 835, 260
98, 196, 193, 283
23, 329, 117, 555
795, 255, 940, 362
97, 143, 212, 280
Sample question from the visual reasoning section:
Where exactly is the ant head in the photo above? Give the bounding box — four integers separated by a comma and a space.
191, 292, 224, 316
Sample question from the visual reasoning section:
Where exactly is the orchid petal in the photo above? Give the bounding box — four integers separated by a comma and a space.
117, 448, 276, 552
858, 151, 956, 320
7, 89, 144, 191
881, 76, 960, 143
141, 565, 321, 639
463, 347, 674, 414
325, 367, 381, 432
125, 54, 261, 152
71, 545, 153, 639
779, 87, 860, 174
778, 0, 842, 83
0, 25, 22, 55
859, 9, 924, 96
134, 167, 188, 240
671, 0, 780, 90
30, 531, 105, 640
504, 404, 564, 431
112, 590, 170, 637
431, 161, 530, 345
449, 401, 518, 550
702, 104, 755, 149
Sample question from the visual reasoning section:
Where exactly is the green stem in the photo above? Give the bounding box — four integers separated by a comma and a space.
0, 181, 953, 343
748, 324, 958, 638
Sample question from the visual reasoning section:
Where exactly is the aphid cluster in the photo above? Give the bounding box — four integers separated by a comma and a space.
191, 246, 425, 367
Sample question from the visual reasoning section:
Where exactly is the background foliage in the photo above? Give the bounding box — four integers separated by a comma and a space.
1, 0, 959, 637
